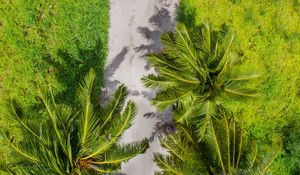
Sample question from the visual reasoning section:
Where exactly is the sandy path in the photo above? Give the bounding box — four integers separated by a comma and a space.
102, 0, 178, 174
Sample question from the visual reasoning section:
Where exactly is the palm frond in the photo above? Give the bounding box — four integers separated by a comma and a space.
224, 81, 257, 100
160, 69, 201, 85
154, 153, 184, 175
195, 100, 218, 141
244, 141, 258, 170
193, 23, 213, 64
234, 168, 261, 175
213, 32, 235, 73
82, 101, 137, 160
175, 123, 195, 144
77, 68, 99, 147
174, 95, 207, 124
155, 111, 277, 175
2, 131, 39, 162
92, 164, 121, 173
152, 90, 193, 111
206, 118, 227, 173
144, 22, 258, 132
99, 84, 128, 132
160, 137, 184, 161
142, 74, 178, 91
259, 149, 280, 173
0, 159, 15, 175
5, 99, 41, 142
4, 68, 145, 174
90, 139, 148, 165
155, 29, 202, 79
147, 53, 184, 71
37, 87, 67, 155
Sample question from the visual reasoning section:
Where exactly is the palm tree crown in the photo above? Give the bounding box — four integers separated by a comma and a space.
154, 111, 278, 175
2, 69, 148, 175
143, 23, 258, 127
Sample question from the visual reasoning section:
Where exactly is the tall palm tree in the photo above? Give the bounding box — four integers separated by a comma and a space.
1, 69, 149, 175
142, 23, 258, 137
154, 111, 279, 175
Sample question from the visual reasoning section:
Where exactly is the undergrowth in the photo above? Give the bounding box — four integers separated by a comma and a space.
0, 0, 109, 162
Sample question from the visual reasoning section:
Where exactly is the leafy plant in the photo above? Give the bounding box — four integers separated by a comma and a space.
154, 111, 279, 175
1, 69, 148, 175
0, 0, 109, 160
176, 1, 300, 174
143, 23, 258, 138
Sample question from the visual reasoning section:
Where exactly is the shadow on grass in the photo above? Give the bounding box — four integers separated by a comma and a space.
42, 39, 105, 105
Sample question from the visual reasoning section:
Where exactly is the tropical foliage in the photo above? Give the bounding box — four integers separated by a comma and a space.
154, 111, 279, 175
1, 69, 148, 174
143, 7, 280, 175
143, 22, 258, 139
0, 0, 109, 161
177, 0, 300, 174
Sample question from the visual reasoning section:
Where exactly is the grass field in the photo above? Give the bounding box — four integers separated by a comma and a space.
179, 0, 300, 174
0, 0, 109, 161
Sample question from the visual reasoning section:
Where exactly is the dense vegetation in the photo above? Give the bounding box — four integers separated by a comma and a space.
1, 69, 148, 174
145, 21, 277, 174
176, 0, 300, 174
143, 22, 258, 140
155, 114, 278, 175
0, 0, 109, 162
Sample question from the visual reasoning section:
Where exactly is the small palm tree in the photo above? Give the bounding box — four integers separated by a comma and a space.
1, 69, 148, 175
143, 23, 258, 137
154, 111, 279, 175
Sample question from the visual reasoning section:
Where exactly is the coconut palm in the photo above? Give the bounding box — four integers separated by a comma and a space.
1, 69, 149, 175
154, 111, 279, 175
142, 23, 258, 137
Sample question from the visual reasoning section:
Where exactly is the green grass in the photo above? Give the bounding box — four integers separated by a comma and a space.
0, 0, 109, 161
178, 0, 300, 174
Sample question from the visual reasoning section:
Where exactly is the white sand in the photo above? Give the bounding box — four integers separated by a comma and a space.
102, 0, 178, 174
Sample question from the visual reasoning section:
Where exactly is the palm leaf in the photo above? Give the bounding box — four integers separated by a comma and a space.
224, 81, 257, 100
154, 153, 184, 175
81, 101, 137, 160
90, 139, 149, 165
142, 74, 178, 91
3, 68, 146, 174
2, 131, 39, 162
152, 90, 193, 111
144, 22, 258, 135
37, 87, 67, 155
99, 84, 129, 132
195, 100, 218, 141
77, 68, 98, 147
155, 111, 277, 175
147, 53, 184, 71
5, 99, 41, 142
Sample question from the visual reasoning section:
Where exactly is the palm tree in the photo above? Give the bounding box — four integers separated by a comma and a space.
154, 111, 279, 175
1, 69, 149, 175
142, 23, 258, 137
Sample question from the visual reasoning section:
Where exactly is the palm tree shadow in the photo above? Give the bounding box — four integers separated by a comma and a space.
134, 7, 175, 55
42, 39, 105, 105
133, 6, 177, 138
